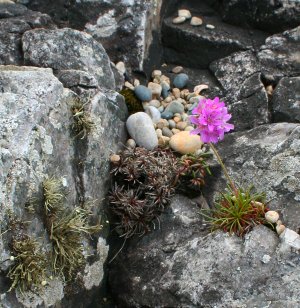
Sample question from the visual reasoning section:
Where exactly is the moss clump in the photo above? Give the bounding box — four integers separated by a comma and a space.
109, 147, 209, 238
119, 88, 143, 114
203, 187, 270, 237
42, 177, 100, 280
70, 96, 95, 139
7, 236, 47, 293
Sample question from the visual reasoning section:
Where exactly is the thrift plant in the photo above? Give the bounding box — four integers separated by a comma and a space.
190, 97, 269, 236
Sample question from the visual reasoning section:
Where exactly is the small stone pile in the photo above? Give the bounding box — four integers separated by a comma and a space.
172, 9, 214, 29
122, 66, 209, 154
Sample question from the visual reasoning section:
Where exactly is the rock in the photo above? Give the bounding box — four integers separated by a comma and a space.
205, 123, 300, 230
280, 228, 300, 250
145, 106, 161, 124
152, 70, 162, 78
206, 24, 215, 29
148, 99, 160, 108
161, 82, 170, 99
126, 112, 158, 150
126, 138, 136, 149
190, 16, 203, 26
133, 79, 140, 87
222, 0, 300, 33
185, 126, 194, 131
134, 85, 152, 101
194, 84, 208, 94
276, 224, 285, 235
178, 9, 191, 19
110, 193, 300, 307
22, 28, 115, 90
168, 119, 176, 129
172, 66, 183, 74
172, 16, 186, 24
265, 211, 279, 223
169, 131, 203, 154
162, 127, 173, 138
173, 73, 189, 89
0, 65, 127, 307
156, 129, 163, 138
115, 61, 126, 74
172, 88, 181, 99
56, 70, 98, 89
165, 100, 184, 114
271, 77, 300, 123
148, 82, 162, 97
176, 121, 187, 130
110, 154, 120, 163
124, 81, 135, 90
161, 111, 173, 120
172, 128, 181, 134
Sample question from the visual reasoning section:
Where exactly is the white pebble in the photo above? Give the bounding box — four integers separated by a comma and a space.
206, 24, 215, 29
110, 154, 120, 163
178, 9, 191, 19
124, 81, 134, 90
115, 61, 126, 74
265, 211, 279, 223
133, 79, 140, 87
152, 70, 162, 78
194, 84, 209, 94
172, 66, 183, 74
276, 224, 286, 235
190, 16, 203, 26
126, 139, 136, 148
173, 16, 186, 24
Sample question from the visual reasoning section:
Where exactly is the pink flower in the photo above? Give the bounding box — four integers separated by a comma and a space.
189, 97, 234, 143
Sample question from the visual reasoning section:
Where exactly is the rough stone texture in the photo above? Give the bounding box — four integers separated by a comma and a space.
0, 65, 127, 307
206, 123, 300, 231
22, 28, 115, 90
109, 195, 300, 307
222, 0, 300, 33
271, 77, 300, 123
0, 2, 56, 65
162, 14, 267, 69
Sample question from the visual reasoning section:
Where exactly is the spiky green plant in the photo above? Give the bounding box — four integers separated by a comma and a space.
70, 96, 95, 139
7, 236, 46, 293
202, 187, 270, 236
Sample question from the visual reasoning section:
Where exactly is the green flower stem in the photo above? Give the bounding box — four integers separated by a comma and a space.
209, 142, 237, 193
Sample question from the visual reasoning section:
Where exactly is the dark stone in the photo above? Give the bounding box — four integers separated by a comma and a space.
57, 69, 98, 89
134, 85, 152, 102
271, 77, 300, 123
161, 82, 170, 98
222, 0, 300, 34
161, 111, 173, 119
173, 73, 189, 89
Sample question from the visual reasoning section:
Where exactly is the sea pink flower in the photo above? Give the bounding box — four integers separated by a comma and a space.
189, 97, 234, 143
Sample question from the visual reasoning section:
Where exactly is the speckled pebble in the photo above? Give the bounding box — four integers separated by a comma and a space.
173, 16, 186, 24
172, 88, 181, 99
162, 127, 173, 138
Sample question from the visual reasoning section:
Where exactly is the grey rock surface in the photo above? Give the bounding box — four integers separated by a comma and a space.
0, 2, 55, 65
271, 77, 300, 123
0, 65, 127, 307
109, 195, 300, 307
22, 28, 115, 90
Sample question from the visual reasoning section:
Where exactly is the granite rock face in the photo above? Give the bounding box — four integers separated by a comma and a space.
22, 28, 115, 90
0, 65, 126, 307
109, 195, 300, 307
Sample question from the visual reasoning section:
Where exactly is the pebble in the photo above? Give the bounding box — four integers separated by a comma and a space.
156, 119, 169, 129
172, 128, 181, 134
178, 9, 191, 19
133, 79, 140, 87
145, 106, 161, 124
173, 16, 186, 24
169, 131, 203, 154
176, 121, 188, 130
148, 82, 162, 97
115, 61, 126, 74
185, 126, 194, 131
156, 129, 163, 138
173, 73, 189, 89
181, 113, 188, 121
126, 139, 136, 148
152, 70, 162, 78
194, 84, 209, 94
161, 111, 173, 120
190, 16, 203, 26
142, 102, 149, 110
168, 119, 176, 128
206, 24, 215, 29
126, 112, 158, 150
161, 82, 170, 99
160, 75, 170, 85
158, 106, 164, 112
172, 66, 183, 74
276, 224, 286, 235
181, 89, 189, 98
125, 81, 135, 90
165, 100, 185, 114
134, 85, 152, 101
110, 154, 120, 163
164, 96, 172, 103
173, 116, 181, 123
162, 127, 173, 138
265, 211, 280, 224
172, 88, 181, 99
189, 95, 205, 104
149, 99, 161, 108
266, 85, 273, 95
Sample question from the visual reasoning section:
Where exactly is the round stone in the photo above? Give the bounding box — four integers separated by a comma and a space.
173, 73, 189, 89
265, 211, 280, 224
176, 121, 188, 130
126, 112, 158, 150
126, 138, 136, 148
172, 128, 181, 134
152, 70, 162, 78
145, 106, 161, 124
149, 99, 161, 108
276, 224, 286, 235
125, 81, 135, 90
110, 154, 120, 163
148, 82, 162, 97
185, 126, 194, 131
133, 79, 140, 87
165, 100, 185, 114
172, 88, 181, 98
162, 127, 173, 138
206, 24, 215, 29
134, 85, 152, 101
158, 106, 164, 112
115, 61, 126, 74
178, 9, 191, 19
172, 16, 186, 24
169, 131, 203, 154
168, 119, 176, 128
172, 66, 183, 74
161, 83, 170, 99
190, 16, 203, 26
161, 111, 173, 120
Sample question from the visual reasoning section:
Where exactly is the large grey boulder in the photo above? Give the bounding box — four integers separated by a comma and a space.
22, 28, 115, 90
0, 2, 55, 65
109, 195, 300, 307
0, 65, 127, 307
